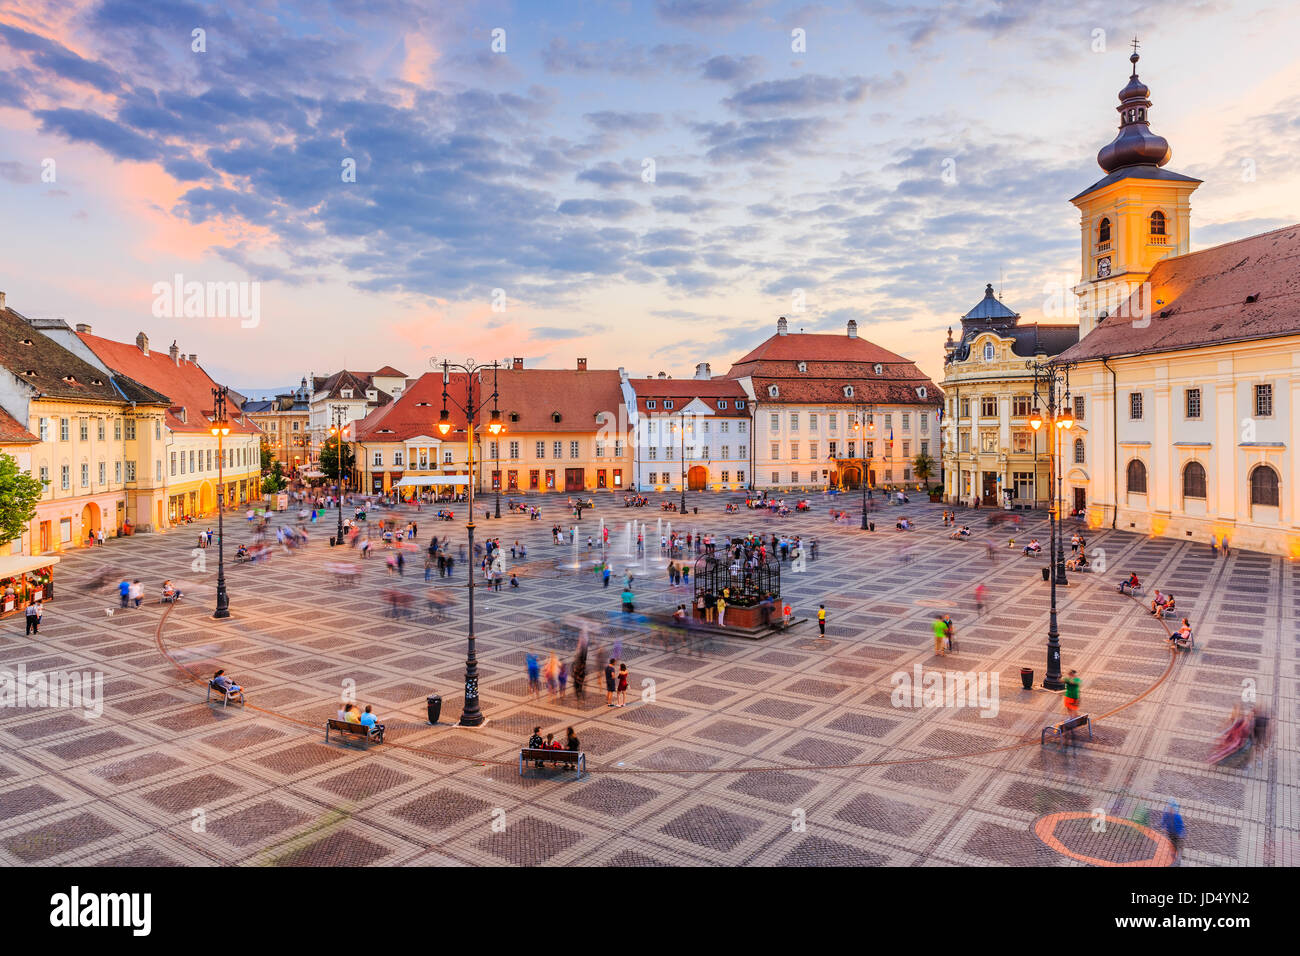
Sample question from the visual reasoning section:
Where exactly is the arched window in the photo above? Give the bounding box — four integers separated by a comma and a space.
983, 342, 995, 361
1098, 217, 1111, 243
1182, 461, 1206, 499
1250, 465, 1279, 506
1126, 458, 1147, 494
1073, 438, 1085, 464
1149, 210, 1166, 236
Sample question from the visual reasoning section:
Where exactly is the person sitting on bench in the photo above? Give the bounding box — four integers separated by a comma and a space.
565, 727, 580, 752
1066, 550, 1089, 571
211, 669, 244, 703
1148, 589, 1166, 615
1022, 538, 1041, 556
162, 579, 183, 601
1170, 618, 1193, 648
1152, 592, 1175, 618
358, 704, 384, 739
235, 544, 249, 560
672, 604, 687, 626
1118, 572, 1140, 594
528, 726, 545, 767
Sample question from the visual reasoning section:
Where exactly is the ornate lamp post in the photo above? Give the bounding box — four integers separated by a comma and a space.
851, 404, 876, 529
435, 358, 502, 727
210, 386, 231, 619
329, 403, 348, 545
1026, 359, 1075, 691
675, 409, 687, 513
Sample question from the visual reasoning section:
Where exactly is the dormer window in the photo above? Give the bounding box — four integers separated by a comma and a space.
843, 385, 854, 398
873, 364, 883, 375
917, 386, 927, 399
797, 362, 807, 373
767, 385, 779, 398
551, 412, 562, 423
664, 400, 674, 409
717, 400, 728, 409
646, 400, 657, 409
735, 401, 745, 409
341, 388, 353, 399
983, 342, 995, 361
509, 412, 520, 422
366, 389, 377, 400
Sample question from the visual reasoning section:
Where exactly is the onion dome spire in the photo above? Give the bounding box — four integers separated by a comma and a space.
1096, 40, 1172, 173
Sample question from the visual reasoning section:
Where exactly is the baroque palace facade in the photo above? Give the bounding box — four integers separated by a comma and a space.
1057, 50, 1300, 556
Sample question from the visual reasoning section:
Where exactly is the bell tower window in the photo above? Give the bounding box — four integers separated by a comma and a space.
1098, 217, 1111, 244
1149, 210, 1166, 234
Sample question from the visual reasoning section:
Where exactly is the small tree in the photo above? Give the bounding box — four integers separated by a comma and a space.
912, 453, 935, 486
318, 435, 354, 483
259, 437, 273, 473
261, 460, 288, 495
0, 452, 44, 547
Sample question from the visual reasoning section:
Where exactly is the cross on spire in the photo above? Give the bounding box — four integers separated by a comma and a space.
1131, 36, 1140, 56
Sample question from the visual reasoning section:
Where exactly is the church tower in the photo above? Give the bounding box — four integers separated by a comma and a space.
1071, 44, 1200, 337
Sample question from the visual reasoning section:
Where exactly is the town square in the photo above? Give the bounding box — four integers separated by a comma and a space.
0, 0, 1295, 927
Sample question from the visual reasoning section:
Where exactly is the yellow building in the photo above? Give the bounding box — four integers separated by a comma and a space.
244, 379, 312, 473
940, 286, 1078, 507
0, 305, 171, 553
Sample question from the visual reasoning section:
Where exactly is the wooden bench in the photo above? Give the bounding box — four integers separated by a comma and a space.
1041, 713, 1092, 746
206, 679, 244, 707
1171, 630, 1195, 651
518, 747, 585, 779
325, 718, 383, 747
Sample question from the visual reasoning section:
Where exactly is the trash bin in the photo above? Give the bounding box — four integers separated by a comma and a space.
426, 694, 442, 724
1020, 667, 1034, 689
868, 522, 875, 532
329, 536, 336, 547
1041, 567, 1050, 582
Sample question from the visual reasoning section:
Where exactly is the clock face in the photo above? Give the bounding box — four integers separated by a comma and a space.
1097, 256, 1112, 278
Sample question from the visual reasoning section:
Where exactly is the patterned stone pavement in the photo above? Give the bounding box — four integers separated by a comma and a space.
0, 493, 1294, 867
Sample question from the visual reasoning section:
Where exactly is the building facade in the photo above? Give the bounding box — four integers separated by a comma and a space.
1057, 51, 1300, 556
308, 368, 405, 474
940, 285, 1079, 507
0, 303, 172, 553
244, 378, 312, 472
726, 318, 943, 491
75, 330, 263, 522
621, 368, 751, 492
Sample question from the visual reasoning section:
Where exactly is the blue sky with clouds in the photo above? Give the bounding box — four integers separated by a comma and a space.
1, 0, 1297, 391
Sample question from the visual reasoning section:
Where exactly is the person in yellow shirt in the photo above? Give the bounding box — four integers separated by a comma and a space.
343, 704, 362, 723
817, 604, 826, 635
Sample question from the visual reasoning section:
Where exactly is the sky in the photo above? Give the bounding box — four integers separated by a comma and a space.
1, 0, 1298, 394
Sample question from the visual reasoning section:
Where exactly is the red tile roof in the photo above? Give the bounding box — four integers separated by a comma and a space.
726, 331, 942, 406
78, 332, 258, 434
627, 377, 749, 415
354, 372, 476, 441
371, 365, 407, 378
1060, 223, 1300, 362
0, 407, 38, 444
495, 368, 625, 433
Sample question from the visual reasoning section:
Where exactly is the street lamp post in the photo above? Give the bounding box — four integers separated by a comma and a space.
210, 386, 231, 619
852, 404, 876, 529
1027, 359, 1075, 691
330, 404, 348, 545
677, 409, 687, 513
436, 358, 502, 728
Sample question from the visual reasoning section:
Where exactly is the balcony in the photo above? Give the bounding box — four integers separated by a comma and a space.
1096, 240, 1112, 253
1148, 234, 1169, 246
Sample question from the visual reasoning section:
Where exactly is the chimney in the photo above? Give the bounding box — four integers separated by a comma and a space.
512, 357, 524, 370
577, 358, 587, 371
658, 371, 667, 379
847, 319, 858, 339
75, 323, 92, 334
777, 316, 788, 336
0, 291, 5, 309
694, 362, 710, 380
188, 354, 197, 363
169, 341, 180, 365
136, 332, 149, 355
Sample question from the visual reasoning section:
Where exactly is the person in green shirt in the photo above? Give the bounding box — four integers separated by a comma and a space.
1064, 670, 1081, 715
932, 615, 947, 657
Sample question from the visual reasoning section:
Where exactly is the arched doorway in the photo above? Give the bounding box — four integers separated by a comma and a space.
80, 503, 101, 543
840, 465, 862, 490
687, 465, 708, 491
199, 481, 214, 514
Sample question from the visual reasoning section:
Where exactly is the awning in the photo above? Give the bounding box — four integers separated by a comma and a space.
0, 554, 61, 578
393, 475, 467, 488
